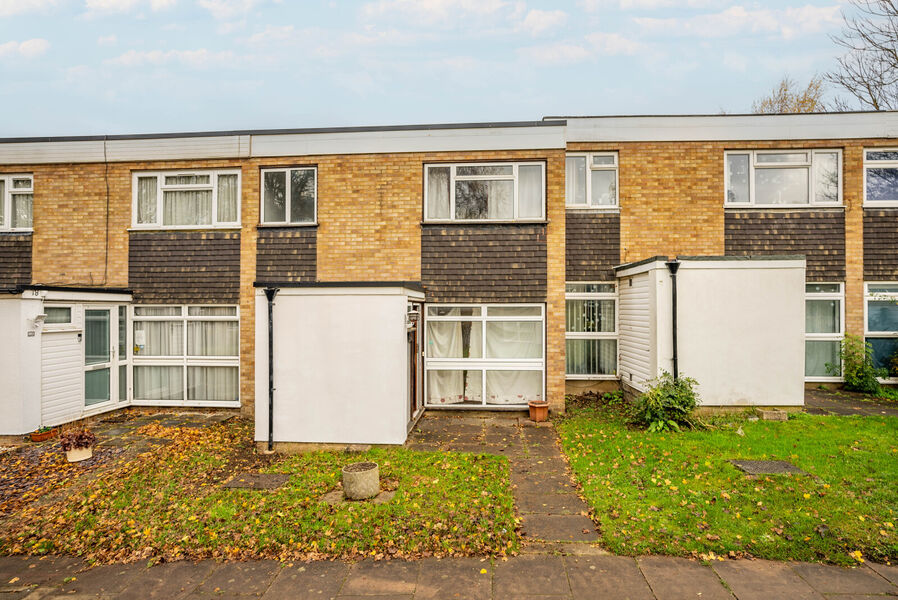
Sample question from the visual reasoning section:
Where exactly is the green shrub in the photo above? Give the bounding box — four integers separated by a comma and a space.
631, 372, 699, 432
828, 335, 886, 395
877, 386, 898, 403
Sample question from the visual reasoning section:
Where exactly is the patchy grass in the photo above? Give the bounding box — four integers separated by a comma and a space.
0, 420, 517, 563
556, 404, 898, 565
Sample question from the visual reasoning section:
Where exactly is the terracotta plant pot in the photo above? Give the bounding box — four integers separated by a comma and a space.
528, 400, 549, 423
30, 428, 58, 443
342, 461, 379, 500
65, 446, 93, 463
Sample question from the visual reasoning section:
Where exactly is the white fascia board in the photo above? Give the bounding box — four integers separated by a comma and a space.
106, 135, 250, 162
250, 126, 565, 157
564, 112, 898, 142
258, 286, 425, 299
614, 259, 668, 278
41, 290, 133, 302
0, 140, 107, 165
678, 258, 807, 271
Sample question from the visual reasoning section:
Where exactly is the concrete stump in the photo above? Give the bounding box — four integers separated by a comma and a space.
342, 461, 379, 500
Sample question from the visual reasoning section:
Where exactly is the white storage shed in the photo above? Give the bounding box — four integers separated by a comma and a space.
254, 283, 425, 447
615, 256, 806, 407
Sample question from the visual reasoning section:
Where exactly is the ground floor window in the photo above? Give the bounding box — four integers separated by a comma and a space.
865, 283, 898, 379
805, 283, 844, 380
131, 305, 240, 404
565, 283, 617, 378
424, 304, 544, 406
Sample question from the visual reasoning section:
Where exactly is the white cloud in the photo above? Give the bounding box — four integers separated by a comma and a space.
361, 0, 522, 26
519, 42, 590, 66
246, 24, 295, 45
518, 9, 567, 36
0, 38, 50, 58
197, 0, 261, 20
722, 52, 748, 72
84, 0, 176, 14
586, 32, 643, 55
217, 20, 246, 34
579, 0, 724, 9
635, 5, 842, 40
0, 0, 57, 17
106, 48, 236, 67
97, 34, 118, 45
150, 0, 176, 8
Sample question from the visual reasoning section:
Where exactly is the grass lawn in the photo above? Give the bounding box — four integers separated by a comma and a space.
556, 403, 898, 565
0, 420, 517, 563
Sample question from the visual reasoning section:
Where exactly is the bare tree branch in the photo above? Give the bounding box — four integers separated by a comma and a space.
752, 75, 829, 113
826, 0, 898, 110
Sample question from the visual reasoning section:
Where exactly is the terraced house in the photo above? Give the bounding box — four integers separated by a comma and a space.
1, 112, 897, 446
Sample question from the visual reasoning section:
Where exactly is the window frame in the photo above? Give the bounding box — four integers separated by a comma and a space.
422, 162, 546, 223
130, 304, 240, 407
131, 169, 242, 230
804, 282, 845, 382
423, 303, 545, 408
863, 148, 898, 207
864, 282, 898, 383
564, 282, 619, 379
724, 149, 843, 208
259, 166, 318, 226
564, 152, 619, 209
0, 173, 34, 232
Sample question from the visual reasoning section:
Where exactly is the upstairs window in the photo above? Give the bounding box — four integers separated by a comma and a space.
0, 174, 33, 231
424, 163, 545, 222
565, 153, 618, 208
725, 150, 841, 207
864, 149, 898, 207
261, 167, 317, 225
132, 170, 240, 229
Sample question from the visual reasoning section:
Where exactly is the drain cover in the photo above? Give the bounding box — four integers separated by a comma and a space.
729, 460, 807, 476
223, 473, 290, 489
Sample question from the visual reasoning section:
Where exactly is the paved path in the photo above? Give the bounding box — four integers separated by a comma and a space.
804, 388, 898, 418
2, 413, 897, 598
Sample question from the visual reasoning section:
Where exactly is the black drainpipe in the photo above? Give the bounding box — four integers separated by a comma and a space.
665, 260, 680, 380
264, 288, 279, 452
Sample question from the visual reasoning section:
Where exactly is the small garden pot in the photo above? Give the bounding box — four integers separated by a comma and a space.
528, 400, 549, 423
65, 446, 93, 463
342, 461, 379, 500
31, 428, 58, 443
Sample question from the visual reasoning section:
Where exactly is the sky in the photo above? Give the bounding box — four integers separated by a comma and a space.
0, 0, 857, 136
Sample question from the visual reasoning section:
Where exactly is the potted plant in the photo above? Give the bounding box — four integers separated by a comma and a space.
528, 400, 549, 423
30, 426, 59, 443
60, 428, 97, 462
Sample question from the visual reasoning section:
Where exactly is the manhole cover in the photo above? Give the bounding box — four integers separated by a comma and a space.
729, 460, 807, 475
223, 473, 290, 490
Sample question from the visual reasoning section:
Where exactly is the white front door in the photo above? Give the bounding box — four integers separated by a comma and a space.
84, 307, 120, 409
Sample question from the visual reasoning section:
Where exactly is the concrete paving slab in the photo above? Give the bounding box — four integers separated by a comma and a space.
511, 457, 568, 474
791, 563, 897, 595
0, 556, 83, 588
510, 472, 577, 494
712, 559, 824, 600
638, 556, 734, 600
566, 555, 655, 600
415, 557, 491, 600
515, 492, 587, 515
866, 562, 898, 587
521, 514, 598, 542
115, 561, 217, 600
58, 563, 146, 596
193, 560, 281, 596
493, 555, 569, 597
341, 560, 418, 596
263, 561, 348, 600
335, 595, 413, 600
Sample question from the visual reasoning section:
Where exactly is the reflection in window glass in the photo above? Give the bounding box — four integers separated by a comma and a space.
755, 168, 809, 204
726, 154, 750, 203
814, 152, 839, 203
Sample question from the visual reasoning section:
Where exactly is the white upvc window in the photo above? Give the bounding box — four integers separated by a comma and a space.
0, 174, 33, 231
132, 170, 241, 229
864, 283, 898, 381
725, 150, 842, 207
565, 153, 618, 208
131, 305, 240, 406
565, 282, 618, 378
423, 162, 545, 222
260, 167, 317, 225
424, 304, 544, 407
805, 283, 845, 381
863, 149, 898, 207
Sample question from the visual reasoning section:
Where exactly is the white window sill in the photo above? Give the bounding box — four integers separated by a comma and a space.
424, 403, 528, 410
566, 375, 619, 381
724, 205, 844, 210
422, 219, 548, 225
863, 203, 898, 208
0, 229, 33, 234
565, 206, 620, 212
130, 400, 240, 408
128, 226, 242, 232
805, 377, 844, 383
257, 222, 318, 228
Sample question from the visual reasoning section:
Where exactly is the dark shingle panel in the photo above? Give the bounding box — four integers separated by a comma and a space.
0, 233, 31, 288
256, 227, 317, 283
863, 209, 898, 280
565, 211, 620, 282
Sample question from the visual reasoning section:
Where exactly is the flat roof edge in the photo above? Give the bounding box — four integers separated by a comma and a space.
0, 120, 567, 145
14, 284, 133, 294
253, 281, 425, 292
